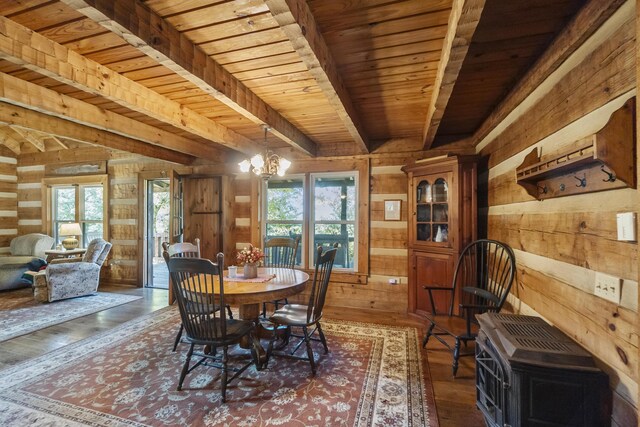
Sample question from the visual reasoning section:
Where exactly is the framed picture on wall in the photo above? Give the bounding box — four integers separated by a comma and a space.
384, 200, 401, 221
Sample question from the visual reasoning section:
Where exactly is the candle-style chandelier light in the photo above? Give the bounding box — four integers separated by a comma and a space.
238, 125, 291, 180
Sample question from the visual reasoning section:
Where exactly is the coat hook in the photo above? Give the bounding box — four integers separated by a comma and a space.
574, 174, 587, 188
537, 184, 547, 194
601, 166, 616, 182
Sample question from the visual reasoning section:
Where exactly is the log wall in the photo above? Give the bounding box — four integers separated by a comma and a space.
479, 1, 638, 424
0, 145, 17, 253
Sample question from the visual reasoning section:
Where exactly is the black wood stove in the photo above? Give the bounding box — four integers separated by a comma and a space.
475, 313, 610, 427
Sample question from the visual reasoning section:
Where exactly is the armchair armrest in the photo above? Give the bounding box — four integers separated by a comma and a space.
49, 257, 84, 265
421, 285, 454, 315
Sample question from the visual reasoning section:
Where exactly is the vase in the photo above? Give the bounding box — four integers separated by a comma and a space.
243, 263, 258, 279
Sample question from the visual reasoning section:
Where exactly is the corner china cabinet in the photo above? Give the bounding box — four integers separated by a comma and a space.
402, 156, 477, 317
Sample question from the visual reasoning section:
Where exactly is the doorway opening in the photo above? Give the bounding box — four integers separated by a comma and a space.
145, 179, 170, 288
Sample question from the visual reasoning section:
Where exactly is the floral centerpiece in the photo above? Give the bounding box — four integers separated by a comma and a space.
236, 244, 265, 279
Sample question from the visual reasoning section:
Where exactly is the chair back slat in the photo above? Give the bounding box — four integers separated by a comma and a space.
166, 254, 228, 342
306, 246, 337, 324
449, 239, 516, 317
264, 236, 300, 269
162, 238, 201, 259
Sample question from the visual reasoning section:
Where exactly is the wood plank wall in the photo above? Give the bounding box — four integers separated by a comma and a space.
478, 1, 638, 425
0, 145, 17, 253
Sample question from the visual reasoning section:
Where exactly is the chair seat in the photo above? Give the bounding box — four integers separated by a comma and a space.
186, 318, 254, 344
426, 314, 479, 340
269, 303, 311, 327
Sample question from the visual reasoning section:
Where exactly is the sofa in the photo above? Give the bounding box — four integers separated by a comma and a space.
34, 238, 112, 302
0, 233, 54, 291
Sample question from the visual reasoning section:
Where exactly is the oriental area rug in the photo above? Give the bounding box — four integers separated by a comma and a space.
0, 306, 437, 427
0, 288, 142, 342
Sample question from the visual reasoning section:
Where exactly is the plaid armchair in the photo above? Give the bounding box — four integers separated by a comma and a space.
33, 238, 112, 303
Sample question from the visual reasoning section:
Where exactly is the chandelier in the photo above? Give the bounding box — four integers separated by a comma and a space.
238, 125, 291, 180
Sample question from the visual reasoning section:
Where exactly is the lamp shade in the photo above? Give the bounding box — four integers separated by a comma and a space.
59, 222, 82, 236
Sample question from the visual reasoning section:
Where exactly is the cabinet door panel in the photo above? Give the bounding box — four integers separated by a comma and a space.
414, 251, 454, 315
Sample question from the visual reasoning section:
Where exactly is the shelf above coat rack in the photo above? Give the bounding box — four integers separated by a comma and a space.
515, 98, 636, 200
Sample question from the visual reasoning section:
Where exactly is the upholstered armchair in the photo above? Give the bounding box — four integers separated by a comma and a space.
33, 238, 112, 303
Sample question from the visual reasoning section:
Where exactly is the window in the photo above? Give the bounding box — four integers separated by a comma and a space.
264, 176, 304, 266
263, 172, 358, 270
46, 176, 108, 248
311, 173, 356, 269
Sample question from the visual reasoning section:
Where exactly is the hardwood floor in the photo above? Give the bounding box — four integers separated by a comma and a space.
0, 285, 483, 426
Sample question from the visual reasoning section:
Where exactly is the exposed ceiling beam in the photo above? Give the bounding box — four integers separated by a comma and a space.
0, 71, 226, 163
265, 0, 370, 154
422, 0, 485, 150
10, 126, 45, 152
59, 0, 317, 157
0, 102, 195, 165
0, 16, 261, 155
472, 0, 626, 149
0, 125, 21, 154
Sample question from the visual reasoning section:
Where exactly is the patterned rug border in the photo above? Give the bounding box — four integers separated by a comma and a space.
0, 307, 439, 427
0, 291, 143, 342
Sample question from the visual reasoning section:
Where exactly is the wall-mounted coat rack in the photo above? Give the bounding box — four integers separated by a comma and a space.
515, 98, 636, 200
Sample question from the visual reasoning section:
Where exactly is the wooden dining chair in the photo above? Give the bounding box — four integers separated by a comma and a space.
422, 239, 516, 376
267, 245, 337, 375
166, 255, 263, 402
162, 239, 233, 352
261, 236, 300, 317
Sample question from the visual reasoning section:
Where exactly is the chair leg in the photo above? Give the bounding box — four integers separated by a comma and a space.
422, 322, 435, 348
303, 326, 316, 375
221, 346, 228, 403
225, 304, 234, 320
177, 343, 194, 391
173, 323, 184, 352
262, 302, 267, 318
452, 337, 461, 377
317, 322, 329, 353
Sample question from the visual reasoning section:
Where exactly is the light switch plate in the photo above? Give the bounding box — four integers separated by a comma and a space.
616, 212, 636, 241
594, 272, 621, 304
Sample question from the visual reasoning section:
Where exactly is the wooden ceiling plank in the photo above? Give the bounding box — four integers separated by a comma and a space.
0, 71, 226, 162
0, 15, 261, 155
0, 102, 194, 164
422, 0, 486, 150
0, 125, 21, 154
265, 0, 370, 154
60, 0, 317, 156
471, 0, 626, 147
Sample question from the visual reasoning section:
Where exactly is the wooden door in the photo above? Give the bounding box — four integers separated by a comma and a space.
183, 176, 222, 261
169, 170, 183, 244
411, 250, 454, 316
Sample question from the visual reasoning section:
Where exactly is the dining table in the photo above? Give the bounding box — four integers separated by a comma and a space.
198, 266, 309, 352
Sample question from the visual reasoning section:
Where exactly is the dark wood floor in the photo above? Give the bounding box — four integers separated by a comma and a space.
0, 285, 483, 427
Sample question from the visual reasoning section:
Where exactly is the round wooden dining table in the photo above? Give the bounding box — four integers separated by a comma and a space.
207, 267, 309, 322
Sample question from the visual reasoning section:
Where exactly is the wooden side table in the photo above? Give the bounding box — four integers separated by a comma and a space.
44, 248, 86, 263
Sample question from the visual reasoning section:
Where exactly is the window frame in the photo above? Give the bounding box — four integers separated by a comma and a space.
260, 158, 369, 278
44, 175, 109, 248
309, 171, 358, 270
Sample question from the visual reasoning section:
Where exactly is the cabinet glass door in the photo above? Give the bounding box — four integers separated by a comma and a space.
414, 176, 449, 244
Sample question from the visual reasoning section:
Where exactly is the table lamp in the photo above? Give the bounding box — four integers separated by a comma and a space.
59, 223, 82, 250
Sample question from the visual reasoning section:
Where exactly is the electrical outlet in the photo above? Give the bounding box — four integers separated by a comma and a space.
594, 272, 621, 304
388, 278, 400, 285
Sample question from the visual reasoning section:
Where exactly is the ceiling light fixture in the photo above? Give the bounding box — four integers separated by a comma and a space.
238, 124, 291, 180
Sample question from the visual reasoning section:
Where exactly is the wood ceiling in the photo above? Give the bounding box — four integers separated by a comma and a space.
0, 0, 591, 163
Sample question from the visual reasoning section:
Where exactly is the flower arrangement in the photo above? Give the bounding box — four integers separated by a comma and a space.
236, 244, 265, 266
